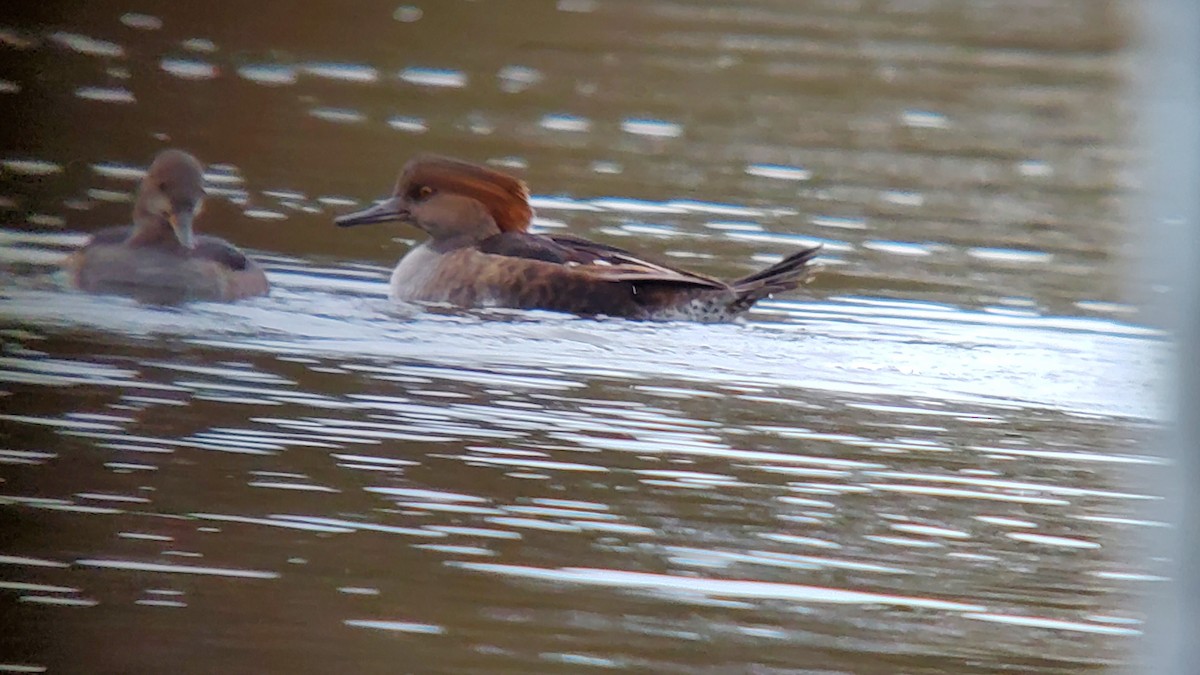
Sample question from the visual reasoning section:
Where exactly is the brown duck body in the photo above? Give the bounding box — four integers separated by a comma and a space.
388, 234, 819, 322
64, 149, 269, 305
338, 155, 819, 322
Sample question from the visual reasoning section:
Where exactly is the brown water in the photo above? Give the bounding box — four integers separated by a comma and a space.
0, 1, 1165, 673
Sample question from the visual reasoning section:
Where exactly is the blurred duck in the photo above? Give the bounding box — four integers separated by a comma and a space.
64, 149, 269, 304
336, 155, 820, 322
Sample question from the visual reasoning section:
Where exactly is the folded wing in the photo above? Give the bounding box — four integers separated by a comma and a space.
476, 231, 728, 289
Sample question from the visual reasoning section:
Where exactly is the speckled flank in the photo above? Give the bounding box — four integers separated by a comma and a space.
387, 245, 817, 322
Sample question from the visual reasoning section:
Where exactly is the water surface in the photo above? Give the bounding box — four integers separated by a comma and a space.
0, 1, 1158, 673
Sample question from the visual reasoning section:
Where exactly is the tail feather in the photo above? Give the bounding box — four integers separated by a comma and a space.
731, 245, 821, 304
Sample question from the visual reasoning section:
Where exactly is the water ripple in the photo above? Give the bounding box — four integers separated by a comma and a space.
453, 563, 987, 612
76, 559, 280, 579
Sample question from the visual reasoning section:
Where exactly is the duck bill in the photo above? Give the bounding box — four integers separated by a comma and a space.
170, 210, 195, 249
336, 197, 409, 227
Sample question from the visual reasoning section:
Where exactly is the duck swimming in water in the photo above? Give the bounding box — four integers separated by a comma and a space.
335, 155, 819, 322
64, 149, 269, 304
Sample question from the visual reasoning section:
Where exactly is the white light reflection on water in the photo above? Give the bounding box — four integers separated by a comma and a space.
75, 559, 280, 578
159, 58, 218, 80
451, 563, 986, 611
344, 619, 444, 634
74, 87, 136, 104
47, 32, 124, 57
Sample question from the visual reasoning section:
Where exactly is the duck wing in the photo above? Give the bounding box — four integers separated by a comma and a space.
193, 235, 254, 272
82, 226, 135, 247
477, 232, 727, 289
476, 231, 576, 264
78, 227, 251, 273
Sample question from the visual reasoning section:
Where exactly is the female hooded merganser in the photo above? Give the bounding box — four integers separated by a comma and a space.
64, 149, 269, 304
336, 155, 819, 322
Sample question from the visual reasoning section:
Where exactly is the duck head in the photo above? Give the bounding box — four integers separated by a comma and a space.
131, 149, 206, 249
336, 155, 532, 244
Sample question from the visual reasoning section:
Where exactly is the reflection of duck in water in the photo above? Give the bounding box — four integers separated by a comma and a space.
64, 149, 269, 304
336, 155, 820, 322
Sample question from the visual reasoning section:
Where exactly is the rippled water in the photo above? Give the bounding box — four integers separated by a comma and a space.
0, 1, 1161, 673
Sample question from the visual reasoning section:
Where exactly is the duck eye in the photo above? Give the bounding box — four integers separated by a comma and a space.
411, 185, 435, 201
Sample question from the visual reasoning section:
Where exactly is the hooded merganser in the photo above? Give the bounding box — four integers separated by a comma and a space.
336, 155, 818, 322
64, 149, 269, 304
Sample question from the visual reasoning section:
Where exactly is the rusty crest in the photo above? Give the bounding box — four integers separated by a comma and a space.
397, 155, 533, 232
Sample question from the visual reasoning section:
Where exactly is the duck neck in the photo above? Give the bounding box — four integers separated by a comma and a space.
127, 205, 183, 250
427, 233, 487, 254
